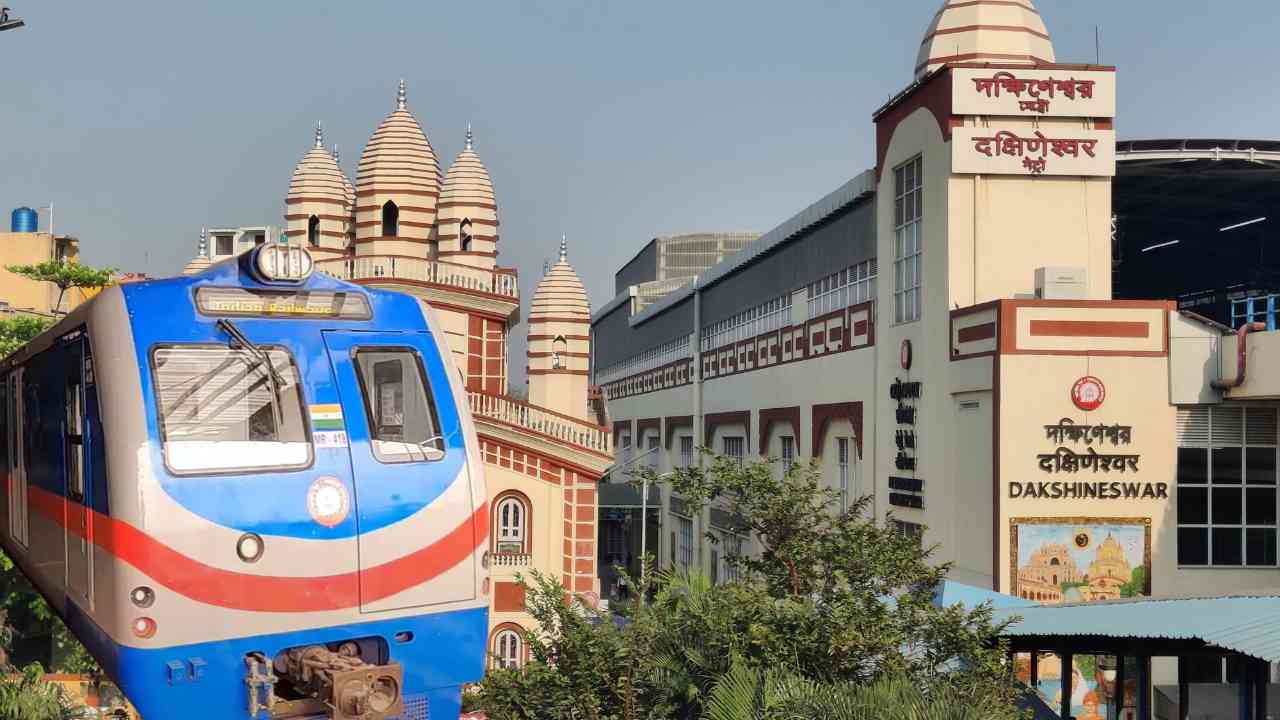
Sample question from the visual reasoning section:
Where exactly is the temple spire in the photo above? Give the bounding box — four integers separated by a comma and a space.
397, 78, 406, 110
198, 227, 208, 257
465, 122, 473, 151
314, 121, 323, 149
559, 235, 567, 263
331, 144, 340, 163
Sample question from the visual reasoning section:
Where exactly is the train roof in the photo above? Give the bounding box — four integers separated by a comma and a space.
0, 247, 397, 371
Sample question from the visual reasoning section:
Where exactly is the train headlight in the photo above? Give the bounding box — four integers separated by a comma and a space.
237, 533, 265, 563
254, 244, 314, 283
130, 586, 155, 608
307, 477, 349, 527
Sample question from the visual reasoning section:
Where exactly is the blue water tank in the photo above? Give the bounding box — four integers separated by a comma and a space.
10, 207, 37, 233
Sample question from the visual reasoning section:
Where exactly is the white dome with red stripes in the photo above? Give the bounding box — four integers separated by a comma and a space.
915, 0, 1056, 79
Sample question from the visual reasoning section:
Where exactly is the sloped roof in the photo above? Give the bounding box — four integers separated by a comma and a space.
992, 593, 1280, 661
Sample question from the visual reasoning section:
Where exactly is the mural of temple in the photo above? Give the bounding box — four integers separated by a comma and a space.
1018, 544, 1083, 603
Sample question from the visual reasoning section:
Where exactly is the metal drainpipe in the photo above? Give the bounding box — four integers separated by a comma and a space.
692, 276, 706, 574
693, 277, 703, 457
1212, 322, 1267, 390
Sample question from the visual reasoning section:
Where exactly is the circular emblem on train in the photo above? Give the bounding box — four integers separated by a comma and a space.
1071, 376, 1106, 411
900, 339, 913, 370
307, 476, 350, 528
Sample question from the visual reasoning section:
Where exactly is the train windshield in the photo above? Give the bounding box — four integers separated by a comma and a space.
352, 348, 443, 463
152, 345, 311, 474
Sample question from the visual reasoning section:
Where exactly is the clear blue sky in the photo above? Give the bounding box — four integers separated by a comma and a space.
3, 1, 1279, 317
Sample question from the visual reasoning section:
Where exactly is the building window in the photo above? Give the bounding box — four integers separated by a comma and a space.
709, 549, 719, 584
494, 494, 529, 555
893, 155, 923, 324
780, 436, 795, 471
723, 533, 745, 583
215, 234, 234, 257
461, 218, 473, 251
894, 520, 924, 546
381, 200, 399, 237
307, 215, 320, 247
552, 336, 567, 369
647, 435, 660, 470
837, 437, 850, 513
676, 515, 693, 568
1177, 406, 1278, 567
807, 259, 877, 318
723, 436, 744, 464
620, 431, 632, 467
680, 436, 694, 468
700, 293, 792, 353
492, 628, 522, 669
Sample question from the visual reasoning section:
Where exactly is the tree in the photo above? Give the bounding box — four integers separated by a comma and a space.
702, 661, 1019, 720
6, 260, 115, 314
0, 664, 87, 720
0, 315, 52, 357
476, 456, 1022, 720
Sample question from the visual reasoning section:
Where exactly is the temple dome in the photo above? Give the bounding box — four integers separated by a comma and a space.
440, 129, 496, 210
530, 240, 590, 319
355, 80, 440, 198
286, 124, 349, 206
915, 0, 1055, 79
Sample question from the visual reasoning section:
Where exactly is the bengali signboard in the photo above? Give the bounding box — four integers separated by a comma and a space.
952, 127, 1116, 177
951, 68, 1116, 118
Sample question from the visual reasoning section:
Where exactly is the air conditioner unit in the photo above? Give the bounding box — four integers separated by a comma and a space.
1035, 267, 1087, 300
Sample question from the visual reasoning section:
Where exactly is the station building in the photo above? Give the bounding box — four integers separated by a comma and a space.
592, 0, 1280, 669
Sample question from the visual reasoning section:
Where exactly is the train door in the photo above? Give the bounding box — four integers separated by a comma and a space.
322, 330, 477, 613
64, 336, 92, 606
6, 369, 27, 547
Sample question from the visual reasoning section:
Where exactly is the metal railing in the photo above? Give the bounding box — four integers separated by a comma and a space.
1231, 295, 1280, 330
315, 255, 519, 300
468, 391, 611, 455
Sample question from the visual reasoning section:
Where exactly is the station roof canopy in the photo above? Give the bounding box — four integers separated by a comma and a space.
1114, 138, 1280, 308
990, 593, 1280, 661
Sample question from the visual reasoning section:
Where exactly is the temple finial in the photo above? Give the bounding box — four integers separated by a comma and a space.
465, 122, 473, 151
198, 227, 208, 257
559, 235, 567, 263
397, 78, 406, 110
331, 144, 340, 163
314, 121, 323, 149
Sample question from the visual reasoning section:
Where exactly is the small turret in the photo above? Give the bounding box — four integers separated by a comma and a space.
527, 238, 591, 420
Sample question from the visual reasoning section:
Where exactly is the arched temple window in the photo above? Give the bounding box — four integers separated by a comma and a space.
461, 218, 473, 251
307, 215, 320, 246
494, 493, 530, 555
382, 201, 399, 237
492, 628, 523, 669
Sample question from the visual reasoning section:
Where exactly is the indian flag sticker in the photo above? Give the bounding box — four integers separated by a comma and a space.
311, 404, 347, 448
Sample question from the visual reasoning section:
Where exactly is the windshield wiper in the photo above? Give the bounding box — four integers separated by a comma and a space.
216, 319, 284, 428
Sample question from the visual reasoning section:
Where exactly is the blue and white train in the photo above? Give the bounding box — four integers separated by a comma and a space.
0, 244, 489, 720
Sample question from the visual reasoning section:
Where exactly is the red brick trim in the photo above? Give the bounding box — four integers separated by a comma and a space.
705, 411, 751, 454
758, 406, 801, 457
811, 402, 862, 458
664, 415, 693, 449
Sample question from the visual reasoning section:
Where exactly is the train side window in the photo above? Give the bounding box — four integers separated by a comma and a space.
66, 373, 84, 500
352, 348, 443, 464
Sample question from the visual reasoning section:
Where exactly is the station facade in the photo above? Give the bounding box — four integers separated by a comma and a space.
593, 0, 1280, 692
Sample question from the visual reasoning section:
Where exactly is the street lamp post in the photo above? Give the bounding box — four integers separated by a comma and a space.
613, 444, 667, 599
